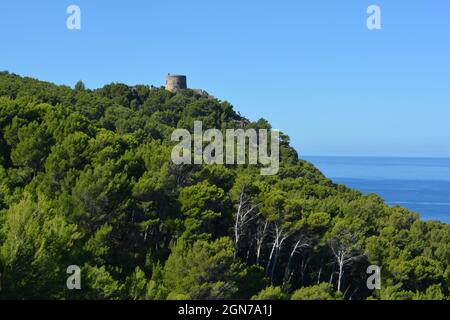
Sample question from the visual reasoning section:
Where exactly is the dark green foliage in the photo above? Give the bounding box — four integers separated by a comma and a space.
0, 71, 448, 300
163, 237, 245, 299
291, 283, 343, 300
251, 286, 288, 300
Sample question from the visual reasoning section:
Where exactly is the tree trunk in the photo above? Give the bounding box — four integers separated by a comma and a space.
329, 266, 335, 284
256, 220, 268, 266
233, 188, 244, 258
266, 241, 277, 275
284, 239, 304, 284
317, 265, 322, 284
337, 258, 344, 293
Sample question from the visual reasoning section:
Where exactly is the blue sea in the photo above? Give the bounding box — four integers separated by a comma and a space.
303, 156, 450, 224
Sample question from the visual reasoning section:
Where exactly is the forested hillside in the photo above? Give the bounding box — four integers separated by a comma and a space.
0, 71, 448, 300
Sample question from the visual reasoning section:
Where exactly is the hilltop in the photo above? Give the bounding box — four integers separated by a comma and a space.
0, 71, 448, 300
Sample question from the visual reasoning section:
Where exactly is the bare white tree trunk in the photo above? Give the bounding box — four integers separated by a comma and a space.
343, 284, 351, 299
233, 188, 243, 256
266, 234, 278, 275
327, 228, 362, 295
317, 261, 323, 284
299, 257, 310, 286
283, 237, 310, 286
337, 255, 344, 293
256, 220, 268, 265
329, 239, 357, 294
233, 185, 259, 259
270, 236, 288, 283
265, 223, 290, 283
329, 265, 335, 284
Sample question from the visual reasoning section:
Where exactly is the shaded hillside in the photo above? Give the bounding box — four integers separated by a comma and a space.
0, 71, 448, 300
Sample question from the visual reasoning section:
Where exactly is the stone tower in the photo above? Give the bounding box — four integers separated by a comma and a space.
166, 74, 187, 93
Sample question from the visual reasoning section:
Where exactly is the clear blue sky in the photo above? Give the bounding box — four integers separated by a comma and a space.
1, 0, 449, 157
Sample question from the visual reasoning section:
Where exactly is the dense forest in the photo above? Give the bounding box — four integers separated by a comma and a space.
0, 71, 448, 300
